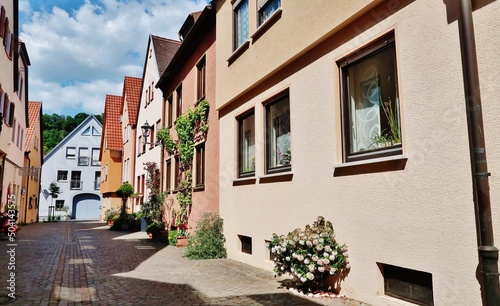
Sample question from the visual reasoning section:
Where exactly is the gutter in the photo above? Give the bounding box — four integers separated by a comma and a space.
457, 0, 500, 304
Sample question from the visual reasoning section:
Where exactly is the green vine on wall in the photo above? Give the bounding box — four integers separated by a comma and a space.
157, 99, 209, 226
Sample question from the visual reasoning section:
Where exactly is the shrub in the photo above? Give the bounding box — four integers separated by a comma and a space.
268, 216, 349, 288
146, 221, 165, 237
104, 208, 120, 222
185, 211, 227, 260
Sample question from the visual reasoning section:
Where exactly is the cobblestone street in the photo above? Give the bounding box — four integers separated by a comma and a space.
0, 221, 368, 305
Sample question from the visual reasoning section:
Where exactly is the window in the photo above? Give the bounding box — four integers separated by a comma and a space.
155, 120, 161, 146
57, 170, 68, 182
137, 136, 142, 155
0, 6, 5, 38
17, 74, 23, 100
239, 235, 252, 254
94, 171, 101, 190
92, 126, 100, 136
238, 110, 255, 177
82, 126, 91, 136
265, 93, 291, 174
165, 159, 172, 192
149, 123, 155, 149
174, 156, 180, 190
382, 263, 434, 305
197, 57, 206, 101
55, 200, 65, 211
176, 85, 182, 119
78, 147, 89, 166
70, 171, 82, 190
258, 0, 281, 26
66, 147, 76, 159
166, 95, 173, 127
10, 118, 15, 141
233, 0, 249, 50
91, 148, 100, 166
339, 32, 401, 162
195, 143, 205, 187
7, 101, 13, 126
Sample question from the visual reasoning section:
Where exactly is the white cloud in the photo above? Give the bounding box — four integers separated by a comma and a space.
20, 0, 208, 115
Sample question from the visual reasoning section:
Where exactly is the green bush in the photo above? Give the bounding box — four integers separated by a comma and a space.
146, 221, 165, 237
185, 211, 227, 260
168, 229, 178, 245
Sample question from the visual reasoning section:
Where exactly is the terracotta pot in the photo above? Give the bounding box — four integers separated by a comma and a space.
176, 236, 188, 247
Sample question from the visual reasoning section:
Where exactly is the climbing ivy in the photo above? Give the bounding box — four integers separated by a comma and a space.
157, 99, 209, 225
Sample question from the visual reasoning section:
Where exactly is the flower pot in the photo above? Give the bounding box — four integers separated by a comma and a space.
108, 220, 114, 226
176, 236, 188, 247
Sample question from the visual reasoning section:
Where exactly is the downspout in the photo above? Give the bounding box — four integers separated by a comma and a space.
24, 153, 30, 223
457, 1, 500, 304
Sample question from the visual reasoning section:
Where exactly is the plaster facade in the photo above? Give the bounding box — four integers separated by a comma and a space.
216, 0, 499, 305
40, 115, 102, 220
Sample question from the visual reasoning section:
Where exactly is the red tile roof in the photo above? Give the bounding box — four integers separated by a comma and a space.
25, 101, 41, 150
103, 95, 123, 150
123, 76, 142, 125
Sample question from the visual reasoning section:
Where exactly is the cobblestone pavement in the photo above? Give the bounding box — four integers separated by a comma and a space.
0, 221, 369, 306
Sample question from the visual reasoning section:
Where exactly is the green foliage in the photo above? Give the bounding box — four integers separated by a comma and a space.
104, 208, 120, 222
157, 128, 176, 154
109, 214, 133, 231
168, 229, 178, 245
185, 211, 227, 260
116, 183, 134, 199
141, 162, 165, 225
42, 112, 103, 154
48, 182, 61, 199
146, 221, 165, 236
269, 216, 349, 288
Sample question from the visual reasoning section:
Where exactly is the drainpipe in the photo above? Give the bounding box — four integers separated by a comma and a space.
457, 0, 500, 304
24, 153, 31, 223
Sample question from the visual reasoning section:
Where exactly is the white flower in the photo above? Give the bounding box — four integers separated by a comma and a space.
308, 264, 315, 272
299, 240, 305, 245
300, 277, 307, 283
281, 266, 285, 271
318, 266, 325, 273
330, 267, 337, 275
306, 240, 313, 247
271, 247, 276, 254
316, 244, 324, 251
291, 267, 295, 272
304, 258, 310, 264
286, 256, 291, 261
344, 251, 349, 258
319, 238, 324, 244
312, 255, 319, 262
325, 245, 332, 253
329, 255, 336, 261
306, 272, 315, 280
323, 252, 329, 258
292, 253, 297, 258
313, 239, 319, 246
323, 259, 330, 265
297, 255, 304, 262
346, 263, 351, 269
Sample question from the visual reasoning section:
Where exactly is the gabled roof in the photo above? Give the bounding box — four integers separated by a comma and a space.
25, 101, 41, 152
101, 95, 123, 152
178, 11, 202, 41
122, 76, 142, 126
151, 35, 181, 76
43, 114, 102, 163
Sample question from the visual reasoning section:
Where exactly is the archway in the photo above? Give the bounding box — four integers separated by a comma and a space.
71, 193, 101, 219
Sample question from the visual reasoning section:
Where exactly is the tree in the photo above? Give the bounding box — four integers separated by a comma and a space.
48, 182, 61, 221
116, 183, 134, 216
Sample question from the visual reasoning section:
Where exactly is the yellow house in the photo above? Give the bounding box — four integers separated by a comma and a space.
20, 101, 42, 224
99, 95, 123, 220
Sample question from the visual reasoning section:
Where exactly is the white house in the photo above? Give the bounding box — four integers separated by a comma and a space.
39, 115, 102, 220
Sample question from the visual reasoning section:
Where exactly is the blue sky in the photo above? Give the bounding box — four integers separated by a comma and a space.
19, 0, 208, 116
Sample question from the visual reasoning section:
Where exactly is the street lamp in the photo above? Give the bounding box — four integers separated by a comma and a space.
141, 121, 152, 144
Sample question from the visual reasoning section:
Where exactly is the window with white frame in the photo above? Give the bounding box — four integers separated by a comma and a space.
91, 148, 100, 166
265, 93, 291, 173
233, 0, 249, 50
78, 147, 89, 166
258, 0, 280, 26
238, 110, 255, 177
339, 32, 402, 162
66, 147, 76, 159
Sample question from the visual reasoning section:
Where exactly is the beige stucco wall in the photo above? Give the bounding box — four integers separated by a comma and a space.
217, 0, 499, 305
100, 149, 122, 220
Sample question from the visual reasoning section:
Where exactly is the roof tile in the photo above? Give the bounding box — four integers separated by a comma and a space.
123, 76, 142, 125
103, 95, 123, 150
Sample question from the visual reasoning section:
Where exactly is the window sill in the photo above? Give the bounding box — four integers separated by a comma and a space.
227, 40, 250, 66
259, 172, 293, 184
233, 177, 257, 186
193, 185, 205, 192
251, 8, 282, 43
333, 155, 407, 177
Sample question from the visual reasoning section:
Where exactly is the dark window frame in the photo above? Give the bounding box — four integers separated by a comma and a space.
196, 56, 206, 101
195, 142, 205, 188
237, 109, 256, 178
264, 91, 291, 175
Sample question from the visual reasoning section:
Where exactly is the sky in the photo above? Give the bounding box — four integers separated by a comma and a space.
19, 0, 209, 116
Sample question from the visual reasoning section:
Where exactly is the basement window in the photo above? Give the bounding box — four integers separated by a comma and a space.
239, 235, 252, 254
382, 263, 434, 305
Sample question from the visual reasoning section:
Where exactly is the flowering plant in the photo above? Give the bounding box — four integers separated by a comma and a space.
177, 223, 188, 236
268, 216, 349, 286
